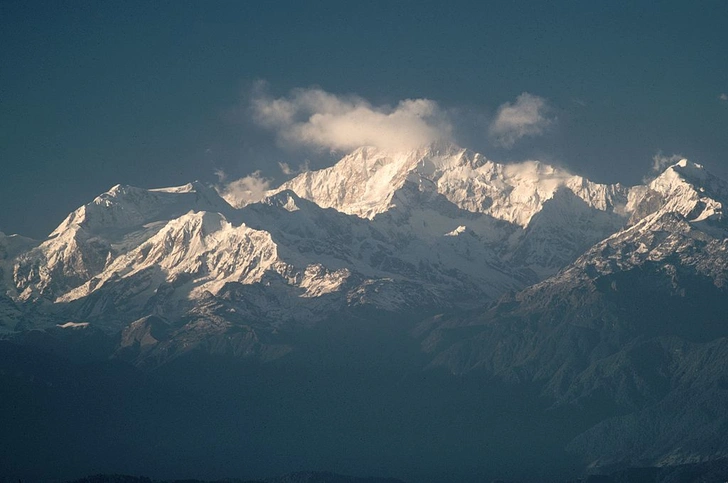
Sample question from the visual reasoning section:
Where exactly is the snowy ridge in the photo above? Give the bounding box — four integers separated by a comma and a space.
540, 159, 728, 290
3, 146, 727, 337
56, 211, 280, 304
276, 144, 630, 227
43, 186, 517, 330
645, 159, 727, 222
50, 181, 231, 237
274, 143, 631, 281
12, 182, 233, 300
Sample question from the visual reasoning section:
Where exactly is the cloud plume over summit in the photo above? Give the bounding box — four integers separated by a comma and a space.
489, 93, 553, 148
214, 169, 272, 208
251, 85, 452, 153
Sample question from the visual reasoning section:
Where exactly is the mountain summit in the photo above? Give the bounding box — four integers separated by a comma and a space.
276, 143, 630, 226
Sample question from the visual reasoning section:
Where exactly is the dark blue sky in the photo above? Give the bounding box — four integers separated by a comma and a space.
2, 1, 727, 237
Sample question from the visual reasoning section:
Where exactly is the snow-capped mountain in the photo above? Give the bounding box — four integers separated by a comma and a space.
278, 144, 629, 278
2, 145, 725, 348
1, 143, 641, 336
558, 158, 728, 286
415, 156, 728, 469
3, 144, 728, 480
276, 144, 630, 225
0, 232, 34, 332
419, 157, 728, 375
12, 182, 232, 302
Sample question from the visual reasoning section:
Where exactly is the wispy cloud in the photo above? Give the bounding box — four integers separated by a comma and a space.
215, 169, 272, 208
489, 93, 553, 148
651, 152, 684, 173
720, 93, 728, 102
251, 83, 452, 153
278, 160, 310, 176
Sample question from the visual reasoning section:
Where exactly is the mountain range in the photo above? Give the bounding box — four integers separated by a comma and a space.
2, 144, 727, 482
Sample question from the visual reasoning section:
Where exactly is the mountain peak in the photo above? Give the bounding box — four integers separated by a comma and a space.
261, 189, 303, 212
629, 158, 726, 225
651, 156, 720, 191
347, 140, 466, 157
675, 158, 690, 168
148, 180, 216, 195
652, 158, 709, 184
661, 158, 707, 180
49, 181, 230, 239
275, 144, 629, 227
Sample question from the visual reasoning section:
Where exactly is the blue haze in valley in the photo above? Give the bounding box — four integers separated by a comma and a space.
1, 0, 727, 238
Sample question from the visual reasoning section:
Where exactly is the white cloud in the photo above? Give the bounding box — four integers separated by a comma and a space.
251, 85, 451, 152
489, 93, 553, 148
651, 152, 685, 173
215, 170, 272, 208
214, 168, 227, 183
278, 160, 310, 176
720, 93, 728, 102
